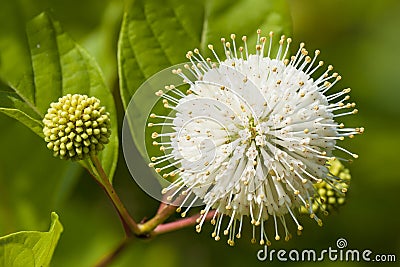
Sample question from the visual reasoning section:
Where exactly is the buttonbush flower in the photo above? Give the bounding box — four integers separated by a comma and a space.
148, 30, 363, 246
43, 94, 111, 161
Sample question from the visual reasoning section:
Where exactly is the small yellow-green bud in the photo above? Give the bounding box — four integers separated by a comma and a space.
43, 94, 111, 161
300, 159, 351, 216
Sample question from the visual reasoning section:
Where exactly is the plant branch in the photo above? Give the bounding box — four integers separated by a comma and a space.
137, 202, 178, 235
90, 155, 140, 236
151, 210, 216, 236
137, 193, 187, 235
93, 238, 131, 267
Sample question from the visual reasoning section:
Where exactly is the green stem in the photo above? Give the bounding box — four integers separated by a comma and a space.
137, 193, 186, 235
137, 203, 177, 235
90, 155, 139, 236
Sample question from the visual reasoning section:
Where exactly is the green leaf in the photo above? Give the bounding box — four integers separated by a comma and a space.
118, 0, 202, 108
118, 0, 292, 107
0, 212, 63, 267
0, 12, 119, 181
0, 82, 43, 137
0, 0, 32, 89
82, 0, 124, 90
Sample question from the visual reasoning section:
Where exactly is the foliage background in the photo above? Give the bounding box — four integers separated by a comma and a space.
0, 0, 399, 266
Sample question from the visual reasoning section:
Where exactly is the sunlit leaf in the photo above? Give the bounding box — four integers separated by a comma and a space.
0, 212, 63, 267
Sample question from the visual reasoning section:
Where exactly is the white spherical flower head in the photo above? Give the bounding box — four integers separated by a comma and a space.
148, 30, 363, 246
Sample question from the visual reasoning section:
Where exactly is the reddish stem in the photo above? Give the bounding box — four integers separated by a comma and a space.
152, 210, 216, 236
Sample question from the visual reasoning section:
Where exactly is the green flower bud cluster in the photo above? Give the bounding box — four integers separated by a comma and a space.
43, 94, 111, 161
300, 159, 351, 216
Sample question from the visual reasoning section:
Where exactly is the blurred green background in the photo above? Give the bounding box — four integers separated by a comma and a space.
0, 0, 399, 266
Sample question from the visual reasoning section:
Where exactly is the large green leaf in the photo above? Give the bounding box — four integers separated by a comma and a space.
118, 0, 292, 107
0, 12, 119, 181
0, 212, 63, 267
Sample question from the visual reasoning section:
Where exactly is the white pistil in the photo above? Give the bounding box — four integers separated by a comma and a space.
150, 113, 174, 120
196, 206, 211, 232
305, 49, 320, 74
286, 203, 303, 231
181, 195, 199, 217
327, 88, 351, 101
208, 44, 225, 64
176, 191, 194, 213
159, 91, 179, 104
334, 145, 359, 158
279, 216, 291, 241
230, 34, 238, 58
236, 215, 244, 239
260, 219, 265, 245
224, 210, 236, 236
282, 38, 292, 61
273, 213, 280, 240
148, 122, 174, 127
215, 213, 224, 241
166, 85, 187, 98
193, 48, 211, 71
242, 36, 249, 59
267, 31, 273, 58
334, 109, 358, 117
308, 59, 324, 77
